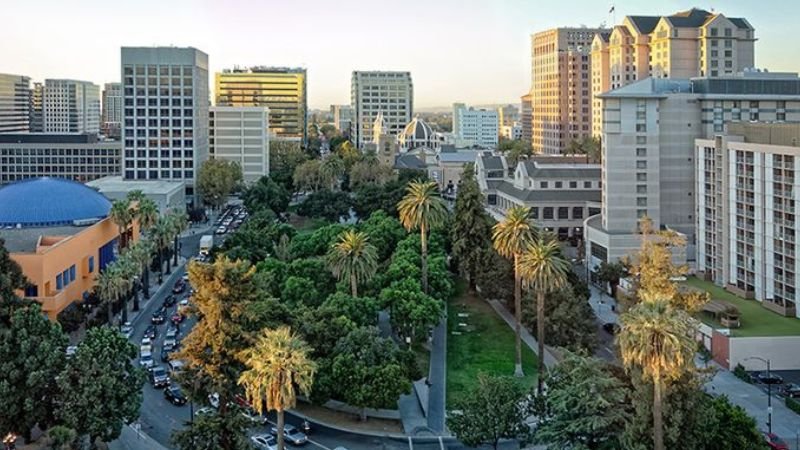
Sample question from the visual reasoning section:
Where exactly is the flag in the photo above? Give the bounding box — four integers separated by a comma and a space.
609, 5, 615, 13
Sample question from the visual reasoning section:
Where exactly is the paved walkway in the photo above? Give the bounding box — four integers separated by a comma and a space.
487, 299, 559, 369
109, 424, 169, 450
426, 311, 447, 434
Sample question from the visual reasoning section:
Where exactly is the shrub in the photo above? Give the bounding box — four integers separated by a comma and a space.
733, 363, 752, 383
57, 304, 86, 333
786, 397, 800, 415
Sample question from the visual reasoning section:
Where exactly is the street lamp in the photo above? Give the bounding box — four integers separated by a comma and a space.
744, 356, 772, 434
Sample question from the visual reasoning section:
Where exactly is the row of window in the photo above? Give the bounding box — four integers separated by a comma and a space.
124, 170, 194, 180
538, 180, 597, 189
55, 264, 78, 290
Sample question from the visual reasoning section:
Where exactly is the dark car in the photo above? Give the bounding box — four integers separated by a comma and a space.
781, 383, 800, 398
602, 322, 620, 335
164, 386, 187, 406
763, 432, 789, 450
756, 372, 784, 385
163, 295, 176, 308
149, 365, 170, 388
270, 424, 307, 446
172, 279, 186, 294
160, 347, 174, 363
143, 325, 158, 339
151, 308, 166, 324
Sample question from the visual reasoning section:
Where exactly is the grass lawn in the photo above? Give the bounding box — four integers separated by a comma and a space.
289, 214, 328, 234
683, 276, 800, 337
446, 280, 537, 406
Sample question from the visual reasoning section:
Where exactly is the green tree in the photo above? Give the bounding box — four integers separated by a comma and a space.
595, 261, 627, 295
269, 140, 307, 192
171, 411, 251, 450
0, 237, 29, 323
380, 278, 443, 344
109, 198, 133, 250
498, 139, 533, 167
47, 425, 78, 450
321, 292, 379, 327
617, 299, 695, 450
327, 230, 378, 297
397, 180, 448, 293
0, 303, 67, 441
296, 189, 353, 222
701, 395, 765, 450
349, 159, 396, 189
57, 327, 145, 449
280, 276, 320, 308
242, 176, 291, 215
330, 327, 413, 420
447, 375, 532, 450
533, 352, 630, 449
132, 196, 159, 231
152, 215, 173, 278
474, 247, 514, 301
451, 164, 492, 290
566, 136, 601, 163
518, 235, 570, 393
168, 209, 189, 267
358, 210, 405, 261
293, 159, 327, 192
238, 326, 316, 450
491, 206, 536, 377
523, 285, 597, 354
197, 159, 243, 209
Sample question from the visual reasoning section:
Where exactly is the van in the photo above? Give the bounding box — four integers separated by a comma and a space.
168, 359, 185, 375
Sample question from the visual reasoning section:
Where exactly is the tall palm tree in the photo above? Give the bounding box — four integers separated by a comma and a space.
169, 210, 188, 267
109, 199, 133, 250
97, 265, 127, 326
238, 326, 316, 450
126, 189, 146, 203
114, 253, 138, 324
327, 230, 378, 297
491, 205, 536, 377
152, 217, 172, 278
320, 155, 345, 190
127, 239, 153, 307
518, 235, 570, 393
617, 299, 694, 450
397, 181, 448, 293
136, 198, 159, 233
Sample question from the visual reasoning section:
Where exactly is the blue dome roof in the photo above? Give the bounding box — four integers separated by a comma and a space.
0, 177, 111, 228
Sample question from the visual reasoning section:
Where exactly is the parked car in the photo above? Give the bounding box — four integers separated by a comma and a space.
215, 226, 227, 235
160, 347, 174, 363
171, 313, 185, 325
166, 327, 179, 340
139, 352, 154, 369
756, 372, 784, 385
195, 407, 215, 417
149, 365, 170, 388
144, 325, 158, 339
781, 383, 800, 398
163, 337, 177, 351
151, 309, 166, 324
141, 336, 152, 347
164, 386, 187, 406
172, 279, 186, 294
250, 434, 278, 450
119, 322, 134, 339
168, 359, 185, 376
182, 273, 189, 282
208, 392, 220, 409
179, 298, 190, 307
763, 432, 790, 450
241, 406, 268, 425
269, 424, 308, 446
163, 295, 176, 307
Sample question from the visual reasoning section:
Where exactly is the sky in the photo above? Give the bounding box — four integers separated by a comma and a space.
1, 0, 797, 109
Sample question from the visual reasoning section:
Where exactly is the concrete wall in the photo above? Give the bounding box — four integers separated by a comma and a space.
728, 336, 800, 371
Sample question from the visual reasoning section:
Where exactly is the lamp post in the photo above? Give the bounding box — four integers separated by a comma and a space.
744, 356, 772, 434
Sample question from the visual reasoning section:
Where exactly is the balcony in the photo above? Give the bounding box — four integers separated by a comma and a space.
28, 290, 72, 317
762, 298, 797, 317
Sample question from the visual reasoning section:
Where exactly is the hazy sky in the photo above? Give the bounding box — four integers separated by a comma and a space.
1, 0, 797, 109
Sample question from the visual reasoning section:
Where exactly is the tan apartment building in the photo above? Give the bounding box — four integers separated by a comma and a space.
591, 8, 755, 137
531, 28, 606, 154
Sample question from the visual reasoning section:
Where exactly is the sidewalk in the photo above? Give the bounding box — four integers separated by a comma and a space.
108, 425, 169, 450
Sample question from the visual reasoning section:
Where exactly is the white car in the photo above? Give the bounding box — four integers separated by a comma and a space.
179, 298, 189, 307
141, 337, 152, 346
208, 392, 220, 409
269, 425, 308, 446
139, 352, 154, 369
120, 322, 134, 339
250, 434, 277, 450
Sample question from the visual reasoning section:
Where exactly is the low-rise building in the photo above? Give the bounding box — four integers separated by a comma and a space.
477, 153, 601, 239
209, 106, 270, 183
0, 133, 120, 184
0, 178, 139, 319
86, 176, 185, 214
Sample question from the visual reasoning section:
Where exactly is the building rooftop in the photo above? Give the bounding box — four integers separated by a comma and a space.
727, 123, 800, 147
523, 161, 601, 179
495, 181, 602, 203
394, 154, 427, 170
86, 176, 185, 196
439, 150, 483, 163
0, 133, 100, 144
627, 16, 661, 34
479, 153, 505, 171
0, 178, 111, 228
0, 225, 86, 253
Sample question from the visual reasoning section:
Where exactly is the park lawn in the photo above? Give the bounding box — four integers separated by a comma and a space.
290, 214, 328, 235
684, 276, 800, 337
446, 280, 537, 406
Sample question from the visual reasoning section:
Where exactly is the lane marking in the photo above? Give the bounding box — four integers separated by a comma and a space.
439, 436, 445, 450
408, 436, 413, 449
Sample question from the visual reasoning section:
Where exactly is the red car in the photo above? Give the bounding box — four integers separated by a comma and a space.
763, 432, 789, 450
171, 313, 185, 324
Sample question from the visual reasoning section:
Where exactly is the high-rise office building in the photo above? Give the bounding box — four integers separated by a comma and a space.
215, 67, 307, 144
30, 82, 43, 133
43, 79, 101, 134
696, 123, 800, 317
0, 73, 32, 133
452, 103, 499, 148
351, 71, 413, 149
520, 93, 532, 143
209, 106, 270, 183
497, 104, 519, 129
102, 82, 122, 139
531, 27, 606, 154
585, 73, 800, 273
121, 46, 209, 199
590, 8, 755, 137
331, 104, 353, 134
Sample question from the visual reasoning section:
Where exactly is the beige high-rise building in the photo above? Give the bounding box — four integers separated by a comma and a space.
520, 93, 532, 144
591, 8, 756, 137
530, 28, 607, 154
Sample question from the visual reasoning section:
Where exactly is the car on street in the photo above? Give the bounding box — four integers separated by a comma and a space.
149, 365, 170, 388
164, 337, 177, 351
172, 279, 187, 294
781, 383, 800, 398
763, 432, 789, 450
168, 359, 185, 376
269, 424, 308, 446
250, 434, 278, 450
756, 372, 784, 384
141, 336, 152, 346
144, 325, 158, 339
164, 386, 187, 406
151, 308, 166, 324
160, 347, 173, 362
215, 226, 226, 235
182, 273, 189, 282
241, 406, 268, 425
166, 327, 179, 339
163, 295, 176, 307
120, 322, 134, 339
171, 312, 185, 324
140, 352, 154, 369
179, 298, 190, 307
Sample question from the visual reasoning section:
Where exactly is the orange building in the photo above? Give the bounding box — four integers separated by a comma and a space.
0, 178, 139, 320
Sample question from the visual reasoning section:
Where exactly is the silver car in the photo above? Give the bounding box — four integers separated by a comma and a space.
250, 434, 277, 450
269, 424, 307, 446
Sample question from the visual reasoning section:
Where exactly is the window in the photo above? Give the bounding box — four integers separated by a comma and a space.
636, 161, 647, 170
636, 148, 647, 157
590, 242, 608, 262
637, 197, 648, 207
540, 181, 548, 189
69, 265, 76, 283
569, 181, 577, 189
637, 173, 647, 182
56, 273, 63, 290
636, 136, 647, 145
637, 185, 647, 194
637, 209, 648, 218
573, 207, 584, 219
531, 207, 539, 219
636, 124, 647, 132
584, 181, 592, 188
543, 207, 554, 219
558, 207, 569, 219
24, 285, 38, 297
555, 181, 563, 189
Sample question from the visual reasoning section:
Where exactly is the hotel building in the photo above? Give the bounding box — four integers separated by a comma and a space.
351, 71, 413, 148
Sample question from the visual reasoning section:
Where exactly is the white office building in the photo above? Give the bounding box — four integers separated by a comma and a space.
43, 79, 100, 134
351, 71, 413, 148
0, 73, 31, 133
121, 46, 209, 201
331, 104, 353, 134
102, 82, 122, 139
453, 103, 499, 148
209, 106, 269, 183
